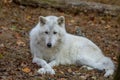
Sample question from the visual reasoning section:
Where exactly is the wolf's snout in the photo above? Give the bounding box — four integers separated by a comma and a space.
47, 43, 52, 48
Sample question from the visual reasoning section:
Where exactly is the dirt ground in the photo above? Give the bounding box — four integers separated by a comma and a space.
0, 1, 119, 80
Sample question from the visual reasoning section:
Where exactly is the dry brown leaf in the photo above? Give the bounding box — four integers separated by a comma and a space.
57, 78, 67, 80
22, 67, 31, 73
26, 15, 31, 21
113, 56, 117, 61
70, 20, 75, 23
1, 26, 8, 30
16, 40, 26, 46
14, 33, 21, 39
3, 0, 12, 4
0, 44, 5, 48
104, 25, 111, 29
59, 71, 64, 74
80, 75, 87, 79
67, 68, 72, 73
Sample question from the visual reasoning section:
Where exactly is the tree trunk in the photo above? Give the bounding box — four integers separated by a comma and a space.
114, 56, 120, 80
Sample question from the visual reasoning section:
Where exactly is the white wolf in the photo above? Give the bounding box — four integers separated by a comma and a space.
30, 16, 115, 77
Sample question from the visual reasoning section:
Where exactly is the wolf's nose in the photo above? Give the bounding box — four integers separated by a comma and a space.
47, 43, 52, 48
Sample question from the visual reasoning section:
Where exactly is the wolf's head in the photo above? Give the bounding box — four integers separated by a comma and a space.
38, 16, 66, 48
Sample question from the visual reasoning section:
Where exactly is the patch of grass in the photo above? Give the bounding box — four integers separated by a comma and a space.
0, 54, 3, 59
11, 25, 17, 31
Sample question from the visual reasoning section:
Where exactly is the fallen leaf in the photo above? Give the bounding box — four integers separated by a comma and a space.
89, 16, 95, 21
57, 78, 67, 80
22, 67, 31, 73
16, 40, 26, 46
70, 20, 75, 23
104, 25, 111, 29
3, 0, 12, 4
113, 56, 117, 61
21, 62, 27, 67
14, 33, 21, 39
80, 75, 87, 79
0, 44, 5, 48
1, 26, 8, 30
67, 68, 72, 73
26, 15, 31, 21
92, 76, 97, 80
59, 71, 64, 74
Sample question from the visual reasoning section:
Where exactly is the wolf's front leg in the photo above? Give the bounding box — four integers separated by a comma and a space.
33, 57, 55, 74
49, 60, 58, 67
32, 57, 47, 67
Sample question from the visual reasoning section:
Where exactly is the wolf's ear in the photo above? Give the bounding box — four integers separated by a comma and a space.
57, 16, 65, 26
39, 16, 46, 25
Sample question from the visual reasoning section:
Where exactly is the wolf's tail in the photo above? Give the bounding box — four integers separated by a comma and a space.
101, 57, 115, 77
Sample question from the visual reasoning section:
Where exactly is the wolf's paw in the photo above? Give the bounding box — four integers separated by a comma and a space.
37, 68, 46, 74
37, 68, 55, 75
82, 66, 93, 70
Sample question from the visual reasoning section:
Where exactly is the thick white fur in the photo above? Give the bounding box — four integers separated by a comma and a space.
30, 16, 115, 77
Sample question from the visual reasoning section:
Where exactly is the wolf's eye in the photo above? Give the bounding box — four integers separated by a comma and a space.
53, 31, 57, 34
45, 31, 48, 34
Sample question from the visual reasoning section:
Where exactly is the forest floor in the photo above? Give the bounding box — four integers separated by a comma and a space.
0, 1, 119, 80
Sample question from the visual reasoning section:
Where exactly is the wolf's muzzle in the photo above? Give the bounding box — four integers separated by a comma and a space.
47, 43, 52, 48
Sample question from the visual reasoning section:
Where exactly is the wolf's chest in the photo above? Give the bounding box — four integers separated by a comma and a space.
42, 53, 56, 62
